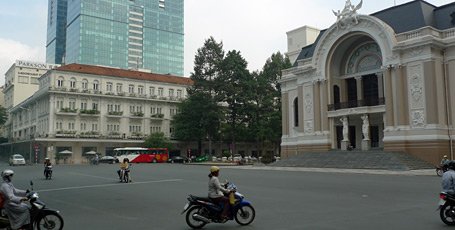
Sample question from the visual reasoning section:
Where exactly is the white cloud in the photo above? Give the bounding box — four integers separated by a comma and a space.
0, 38, 45, 85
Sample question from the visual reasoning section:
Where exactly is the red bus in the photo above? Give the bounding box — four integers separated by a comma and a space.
114, 147, 169, 163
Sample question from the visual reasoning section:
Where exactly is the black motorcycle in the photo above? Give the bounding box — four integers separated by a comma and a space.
0, 181, 64, 230
44, 166, 53, 180
438, 191, 455, 225
182, 182, 255, 229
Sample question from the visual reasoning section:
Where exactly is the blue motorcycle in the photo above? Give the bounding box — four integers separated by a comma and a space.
182, 182, 255, 229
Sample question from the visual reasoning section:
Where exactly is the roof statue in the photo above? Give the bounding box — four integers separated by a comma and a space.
332, 0, 363, 29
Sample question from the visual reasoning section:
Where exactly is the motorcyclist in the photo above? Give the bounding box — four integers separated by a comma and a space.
94, 154, 99, 165
44, 157, 52, 177
0, 169, 30, 230
117, 158, 130, 181
442, 161, 455, 194
208, 166, 231, 220
441, 155, 450, 165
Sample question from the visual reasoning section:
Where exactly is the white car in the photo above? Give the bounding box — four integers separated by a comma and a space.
9, 154, 26, 166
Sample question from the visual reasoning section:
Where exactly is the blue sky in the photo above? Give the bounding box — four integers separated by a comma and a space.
0, 0, 454, 84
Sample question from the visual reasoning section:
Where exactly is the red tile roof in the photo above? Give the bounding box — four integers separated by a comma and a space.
55, 64, 193, 86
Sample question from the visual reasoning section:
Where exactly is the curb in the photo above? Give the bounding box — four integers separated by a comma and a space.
221, 165, 436, 176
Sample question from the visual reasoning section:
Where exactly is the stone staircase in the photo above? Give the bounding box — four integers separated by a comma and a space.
272, 150, 434, 170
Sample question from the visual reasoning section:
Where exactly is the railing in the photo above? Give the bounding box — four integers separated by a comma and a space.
328, 97, 385, 111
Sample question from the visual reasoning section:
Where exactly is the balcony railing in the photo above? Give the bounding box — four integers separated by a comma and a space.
80, 109, 100, 115
328, 97, 385, 111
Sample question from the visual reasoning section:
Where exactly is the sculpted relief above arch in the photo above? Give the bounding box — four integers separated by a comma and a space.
312, 15, 397, 80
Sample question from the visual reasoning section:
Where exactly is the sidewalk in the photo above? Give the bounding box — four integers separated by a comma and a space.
187, 162, 436, 176
224, 165, 436, 176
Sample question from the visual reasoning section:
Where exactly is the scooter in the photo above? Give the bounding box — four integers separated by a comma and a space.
44, 166, 53, 180
0, 181, 64, 230
438, 191, 455, 225
182, 182, 255, 229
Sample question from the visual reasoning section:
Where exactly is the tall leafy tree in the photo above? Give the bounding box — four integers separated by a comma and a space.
144, 132, 173, 150
172, 92, 221, 155
189, 36, 225, 95
249, 52, 292, 158
176, 37, 225, 155
215, 50, 251, 153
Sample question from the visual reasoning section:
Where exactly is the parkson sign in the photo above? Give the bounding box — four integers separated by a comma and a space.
15, 60, 60, 70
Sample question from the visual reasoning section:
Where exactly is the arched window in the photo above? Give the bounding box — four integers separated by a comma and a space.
57, 76, 64, 88
93, 80, 99, 91
294, 98, 299, 127
82, 79, 88, 89
70, 78, 76, 89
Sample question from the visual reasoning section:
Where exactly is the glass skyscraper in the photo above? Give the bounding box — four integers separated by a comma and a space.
46, 0, 184, 76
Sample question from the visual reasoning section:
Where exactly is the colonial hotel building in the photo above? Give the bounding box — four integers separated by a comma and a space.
8, 64, 191, 164
280, 0, 455, 164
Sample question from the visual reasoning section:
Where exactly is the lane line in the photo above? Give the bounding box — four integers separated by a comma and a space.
37, 179, 183, 192
68, 172, 114, 181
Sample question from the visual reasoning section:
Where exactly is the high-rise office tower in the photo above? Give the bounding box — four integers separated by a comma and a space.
46, 0, 184, 76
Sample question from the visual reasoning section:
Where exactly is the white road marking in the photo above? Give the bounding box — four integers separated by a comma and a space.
37, 179, 183, 192
68, 172, 114, 180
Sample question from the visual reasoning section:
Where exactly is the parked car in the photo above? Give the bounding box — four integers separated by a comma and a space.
99, 156, 116, 164
195, 155, 209, 162
9, 154, 26, 166
168, 155, 188, 163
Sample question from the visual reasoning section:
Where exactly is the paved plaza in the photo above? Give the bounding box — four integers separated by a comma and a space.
1, 163, 448, 230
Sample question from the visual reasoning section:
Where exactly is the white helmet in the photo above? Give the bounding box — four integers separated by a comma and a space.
1, 169, 14, 181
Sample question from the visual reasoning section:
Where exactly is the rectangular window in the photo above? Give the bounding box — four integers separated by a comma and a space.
177, 89, 182, 98
158, 88, 163, 96
116, 84, 123, 92
56, 100, 64, 109
31, 77, 39, 85
81, 123, 86, 131
92, 102, 98, 110
70, 80, 76, 88
169, 89, 174, 97
149, 87, 155, 95
81, 101, 87, 110
69, 99, 76, 110
114, 104, 121, 112
18, 76, 29, 83
129, 85, 134, 93
138, 86, 144, 95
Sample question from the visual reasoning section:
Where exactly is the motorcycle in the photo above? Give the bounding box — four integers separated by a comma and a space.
438, 191, 455, 225
182, 182, 255, 229
44, 166, 53, 180
0, 181, 64, 230
118, 166, 131, 183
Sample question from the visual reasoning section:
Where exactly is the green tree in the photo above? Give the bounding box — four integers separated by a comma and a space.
172, 92, 222, 155
0, 106, 6, 126
249, 52, 292, 159
143, 132, 173, 150
174, 37, 225, 155
215, 50, 252, 153
189, 36, 225, 95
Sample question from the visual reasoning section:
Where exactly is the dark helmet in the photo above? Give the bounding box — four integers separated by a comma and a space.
449, 161, 455, 170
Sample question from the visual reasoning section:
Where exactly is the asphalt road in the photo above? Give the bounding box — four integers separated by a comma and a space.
1, 163, 447, 230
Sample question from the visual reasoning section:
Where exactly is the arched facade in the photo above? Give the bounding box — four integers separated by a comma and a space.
280, 12, 455, 165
